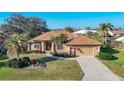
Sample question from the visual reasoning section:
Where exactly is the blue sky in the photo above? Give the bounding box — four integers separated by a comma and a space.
0, 12, 124, 29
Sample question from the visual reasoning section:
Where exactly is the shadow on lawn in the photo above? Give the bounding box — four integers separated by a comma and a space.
0, 62, 5, 68
0, 55, 8, 60
100, 47, 119, 54
38, 56, 59, 63
112, 56, 118, 60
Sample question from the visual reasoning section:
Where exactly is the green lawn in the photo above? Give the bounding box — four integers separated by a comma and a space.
0, 53, 84, 80
101, 47, 124, 78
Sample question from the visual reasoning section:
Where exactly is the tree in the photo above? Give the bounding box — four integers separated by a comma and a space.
85, 27, 91, 31
99, 23, 114, 45
5, 33, 28, 59
64, 27, 74, 32
1, 13, 48, 38
86, 32, 101, 41
51, 34, 68, 53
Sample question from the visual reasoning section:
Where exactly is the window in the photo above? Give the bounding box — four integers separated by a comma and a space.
34, 42, 40, 49
57, 44, 64, 50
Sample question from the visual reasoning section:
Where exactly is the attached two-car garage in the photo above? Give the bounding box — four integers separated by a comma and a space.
76, 46, 95, 56
67, 35, 101, 56
72, 46, 100, 56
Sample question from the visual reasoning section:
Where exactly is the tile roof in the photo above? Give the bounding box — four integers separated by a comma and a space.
67, 35, 101, 46
28, 30, 76, 43
112, 30, 124, 35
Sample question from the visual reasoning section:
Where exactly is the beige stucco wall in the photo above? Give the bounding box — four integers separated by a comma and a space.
28, 43, 42, 51
71, 45, 100, 56
54, 44, 70, 53
28, 42, 100, 56
28, 42, 45, 51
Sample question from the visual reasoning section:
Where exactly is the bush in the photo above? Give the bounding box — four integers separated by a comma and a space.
10, 58, 20, 68
98, 52, 115, 60
22, 57, 30, 63
100, 47, 119, 54
50, 52, 71, 57
5, 61, 11, 67
6, 57, 30, 68
26, 50, 44, 54
0, 55, 8, 60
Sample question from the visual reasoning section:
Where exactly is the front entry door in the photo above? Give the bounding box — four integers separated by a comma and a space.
45, 41, 51, 51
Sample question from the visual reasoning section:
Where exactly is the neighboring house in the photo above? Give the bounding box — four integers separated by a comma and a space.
74, 30, 97, 35
0, 36, 5, 53
115, 36, 124, 43
108, 30, 124, 44
28, 30, 101, 56
108, 30, 124, 37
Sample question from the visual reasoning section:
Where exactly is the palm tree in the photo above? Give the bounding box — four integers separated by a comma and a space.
51, 34, 68, 54
99, 23, 114, 45
5, 33, 28, 59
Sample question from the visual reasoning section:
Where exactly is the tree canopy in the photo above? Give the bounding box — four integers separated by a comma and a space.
1, 13, 48, 38
64, 27, 74, 32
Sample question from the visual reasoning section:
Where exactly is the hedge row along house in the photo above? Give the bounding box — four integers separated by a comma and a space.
28, 30, 101, 56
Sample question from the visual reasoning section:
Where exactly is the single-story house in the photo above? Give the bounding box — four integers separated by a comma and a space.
108, 30, 124, 37
28, 30, 101, 56
74, 30, 97, 35
115, 36, 124, 43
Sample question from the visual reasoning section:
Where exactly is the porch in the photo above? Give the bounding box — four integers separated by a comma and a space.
28, 41, 54, 53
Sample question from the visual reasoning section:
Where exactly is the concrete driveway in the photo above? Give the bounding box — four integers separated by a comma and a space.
76, 56, 120, 81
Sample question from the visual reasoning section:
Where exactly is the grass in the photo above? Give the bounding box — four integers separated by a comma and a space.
101, 47, 124, 78
0, 53, 84, 80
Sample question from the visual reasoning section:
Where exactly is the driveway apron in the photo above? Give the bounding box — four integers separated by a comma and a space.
76, 56, 120, 81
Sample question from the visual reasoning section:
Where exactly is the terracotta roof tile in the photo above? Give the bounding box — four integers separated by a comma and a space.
112, 30, 124, 35
67, 35, 101, 46
28, 30, 76, 42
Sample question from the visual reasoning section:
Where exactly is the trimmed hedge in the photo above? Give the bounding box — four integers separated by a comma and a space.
98, 52, 115, 60
50, 52, 71, 58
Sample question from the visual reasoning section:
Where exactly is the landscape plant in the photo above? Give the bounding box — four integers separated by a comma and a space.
51, 34, 68, 54
98, 23, 114, 45
5, 33, 28, 59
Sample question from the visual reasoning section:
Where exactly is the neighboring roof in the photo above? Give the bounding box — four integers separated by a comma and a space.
115, 36, 124, 42
67, 35, 101, 46
74, 30, 97, 35
0, 36, 5, 43
28, 30, 76, 43
108, 30, 124, 36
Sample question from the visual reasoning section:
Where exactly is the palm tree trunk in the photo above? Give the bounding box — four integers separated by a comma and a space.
17, 52, 20, 60
53, 43, 57, 54
104, 31, 107, 45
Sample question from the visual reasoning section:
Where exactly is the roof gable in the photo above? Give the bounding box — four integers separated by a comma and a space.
67, 35, 101, 46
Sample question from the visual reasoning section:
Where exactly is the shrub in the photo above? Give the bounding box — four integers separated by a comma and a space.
10, 58, 20, 68
98, 52, 115, 60
6, 57, 30, 68
100, 46, 119, 54
5, 61, 11, 67
27, 50, 44, 54
0, 55, 8, 60
22, 57, 30, 64
50, 52, 71, 57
